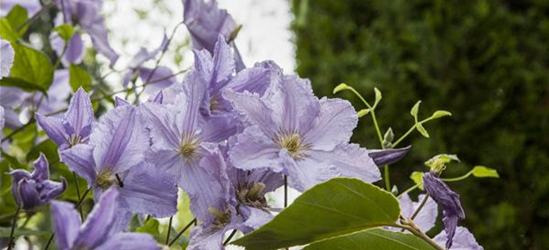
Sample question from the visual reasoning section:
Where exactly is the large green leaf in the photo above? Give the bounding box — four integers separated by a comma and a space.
0, 77, 47, 92
234, 178, 400, 250
10, 44, 54, 91
303, 229, 436, 250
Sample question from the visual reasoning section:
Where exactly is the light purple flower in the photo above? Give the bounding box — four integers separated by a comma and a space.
193, 36, 277, 118
51, 188, 161, 250
36, 87, 94, 150
9, 153, 67, 210
55, 0, 119, 66
225, 74, 381, 192
1, 39, 14, 79
368, 145, 412, 166
141, 69, 237, 192
0, 0, 41, 16
186, 147, 246, 250
183, 0, 236, 54
0, 106, 4, 141
50, 32, 85, 67
423, 171, 466, 249
433, 226, 484, 250
60, 105, 177, 229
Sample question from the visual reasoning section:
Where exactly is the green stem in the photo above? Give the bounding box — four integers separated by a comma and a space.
393, 124, 417, 148
7, 207, 21, 250
43, 233, 54, 250
397, 184, 419, 199
384, 165, 391, 191
389, 222, 446, 250
16, 2, 54, 32
441, 171, 473, 182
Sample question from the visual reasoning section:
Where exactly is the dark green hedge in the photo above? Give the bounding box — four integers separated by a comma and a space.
291, 0, 549, 249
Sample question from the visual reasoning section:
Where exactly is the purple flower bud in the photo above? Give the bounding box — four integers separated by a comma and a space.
423, 171, 465, 249
10, 153, 67, 210
368, 145, 412, 166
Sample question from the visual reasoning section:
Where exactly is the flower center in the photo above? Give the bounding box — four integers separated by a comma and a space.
236, 182, 268, 209
208, 207, 231, 230
210, 95, 219, 113
179, 132, 200, 161
96, 171, 115, 190
275, 133, 311, 160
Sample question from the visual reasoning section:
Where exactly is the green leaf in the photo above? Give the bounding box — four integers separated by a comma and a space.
136, 219, 161, 236
5, 5, 29, 37
430, 110, 452, 119
69, 64, 92, 91
416, 123, 430, 138
410, 101, 421, 120
10, 44, 54, 91
471, 166, 499, 178
233, 178, 400, 250
0, 19, 19, 42
303, 229, 436, 250
333, 83, 350, 94
410, 171, 424, 190
357, 108, 371, 117
373, 87, 382, 108
0, 77, 47, 92
54, 24, 75, 41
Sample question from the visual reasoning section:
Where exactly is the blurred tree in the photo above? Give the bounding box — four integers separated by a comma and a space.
291, 0, 549, 249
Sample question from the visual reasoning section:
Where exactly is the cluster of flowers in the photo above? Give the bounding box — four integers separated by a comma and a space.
0, 0, 484, 249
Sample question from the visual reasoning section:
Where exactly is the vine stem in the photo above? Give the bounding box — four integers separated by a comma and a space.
223, 229, 237, 246
72, 172, 84, 221
165, 216, 173, 244
7, 206, 21, 250
390, 222, 446, 250
410, 194, 430, 221
168, 218, 197, 246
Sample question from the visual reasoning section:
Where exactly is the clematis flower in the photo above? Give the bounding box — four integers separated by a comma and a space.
183, 0, 245, 70
186, 146, 245, 250
225, 73, 381, 192
122, 35, 175, 93
368, 145, 412, 167
1, 39, 14, 79
423, 171, 466, 248
51, 188, 161, 250
50, 32, 85, 67
192, 36, 279, 119
60, 105, 177, 229
141, 68, 237, 191
9, 153, 67, 210
36, 88, 94, 150
55, 0, 119, 66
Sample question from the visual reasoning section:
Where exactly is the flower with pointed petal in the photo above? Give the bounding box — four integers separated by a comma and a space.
9, 153, 67, 210
423, 171, 466, 249
433, 226, 484, 250
51, 188, 161, 250
36, 87, 94, 150
60, 105, 177, 228
225, 74, 381, 192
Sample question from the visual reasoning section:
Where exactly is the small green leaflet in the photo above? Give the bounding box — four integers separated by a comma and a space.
69, 64, 92, 91
471, 166, 499, 178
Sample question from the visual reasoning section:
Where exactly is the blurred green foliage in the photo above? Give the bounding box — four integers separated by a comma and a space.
291, 0, 549, 249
